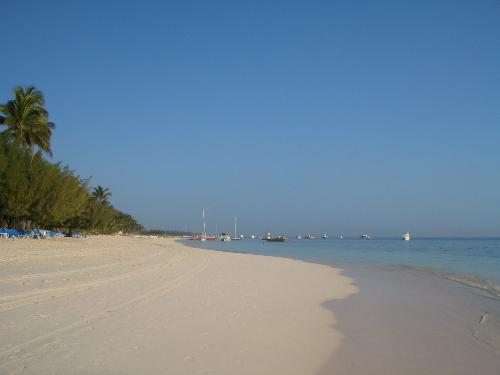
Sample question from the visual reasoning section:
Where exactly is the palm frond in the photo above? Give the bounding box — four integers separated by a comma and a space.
0, 85, 55, 157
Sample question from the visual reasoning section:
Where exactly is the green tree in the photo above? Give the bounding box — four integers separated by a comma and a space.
0, 86, 143, 233
0, 140, 89, 228
91, 185, 112, 206
0, 86, 55, 157
0, 141, 32, 227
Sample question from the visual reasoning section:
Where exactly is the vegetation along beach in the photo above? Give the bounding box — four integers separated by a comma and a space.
1, 0, 500, 374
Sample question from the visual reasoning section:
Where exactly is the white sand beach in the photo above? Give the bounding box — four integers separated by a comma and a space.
0, 236, 357, 374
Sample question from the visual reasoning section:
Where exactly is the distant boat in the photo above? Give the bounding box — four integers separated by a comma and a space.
304, 234, 316, 239
402, 232, 411, 241
190, 234, 205, 241
251, 234, 256, 239
191, 234, 216, 241
360, 234, 371, 240
231, 216, 242, 240
339, 235, 343, 239
220, 233, 231, 241
297, 234, 302, 239
322, 234, 328, 239
193, 209, 217, 240
266, 236, 287, 242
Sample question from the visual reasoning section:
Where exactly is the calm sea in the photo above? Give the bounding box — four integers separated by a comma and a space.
186, 237, 500, 297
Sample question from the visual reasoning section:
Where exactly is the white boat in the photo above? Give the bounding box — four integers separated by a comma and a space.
297, 234, 302, 239
220, 233, 231, 241
304, 234, 316, 239
402, 232, 411, 241
322, 234, 328, 239
360, 234, 371, 239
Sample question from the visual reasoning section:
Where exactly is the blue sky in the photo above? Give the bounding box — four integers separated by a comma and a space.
1, 0, 499, 236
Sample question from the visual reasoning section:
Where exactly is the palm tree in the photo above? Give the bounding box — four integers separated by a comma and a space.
0, 86, 55, 157
91, 185, 112, 205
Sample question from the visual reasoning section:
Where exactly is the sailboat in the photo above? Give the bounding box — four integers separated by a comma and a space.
402, 232, 411, 241
231, 217, 241, 240
194, 209, 216, 240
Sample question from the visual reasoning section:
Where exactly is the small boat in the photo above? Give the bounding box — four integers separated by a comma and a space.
266, 236, 287, 242
304, 234, 316, 239
402, 232, 411, 241
251, 234, 256, 239
322, 234, 328, 239
360, 234, 371, 240
194, 209, 216, 240
340, 235, 343, 239
190, 235, 206, 241
297, 234, 302, 239
192, 234, 216, 241
231, 217, 242, 240
220, 233, 231, 241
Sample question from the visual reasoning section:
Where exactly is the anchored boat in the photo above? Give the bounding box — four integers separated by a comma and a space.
266, 236, 287, 242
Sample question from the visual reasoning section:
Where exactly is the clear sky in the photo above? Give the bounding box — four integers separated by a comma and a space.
1, 0, 499, 237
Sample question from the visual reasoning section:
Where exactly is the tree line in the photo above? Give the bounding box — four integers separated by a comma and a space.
0, 86, 143, 234
143, 229, 193, 237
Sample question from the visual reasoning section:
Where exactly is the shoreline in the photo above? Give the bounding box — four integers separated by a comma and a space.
320, 262, 500, 374
184, 239, 500, 299
0, 236, 357, 374
188, 239, 500, 373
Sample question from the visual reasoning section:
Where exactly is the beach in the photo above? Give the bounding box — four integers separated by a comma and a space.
193, 238, 500, 374
2, 236, 499, 375
0, 236, 357, 374
320, 263, 500, 374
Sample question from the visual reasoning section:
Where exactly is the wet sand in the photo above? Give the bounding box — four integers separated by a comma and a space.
319, 263, 500, 374
0, 236, 357, 374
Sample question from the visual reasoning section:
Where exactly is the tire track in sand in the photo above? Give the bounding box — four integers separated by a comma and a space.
0, 243, 166, 284
0, 246, 210, 369
0, 243, 187, 313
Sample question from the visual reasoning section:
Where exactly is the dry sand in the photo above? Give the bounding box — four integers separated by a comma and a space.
0, 236, 357, 375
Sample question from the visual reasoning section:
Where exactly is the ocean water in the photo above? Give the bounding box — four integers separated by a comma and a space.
187, 237, 500, 297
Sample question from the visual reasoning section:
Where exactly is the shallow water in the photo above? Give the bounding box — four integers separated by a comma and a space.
320, 263, 500, 374
187, 237, 500, 297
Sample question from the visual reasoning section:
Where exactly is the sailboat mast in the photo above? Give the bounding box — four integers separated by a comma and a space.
234, 216, 237, 238
202, 209, 206, 236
